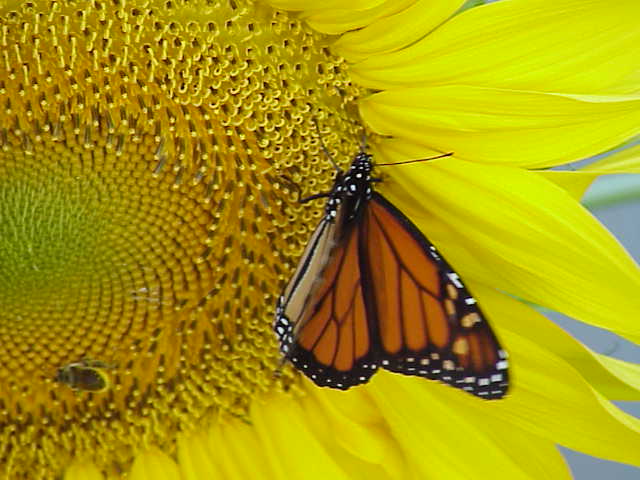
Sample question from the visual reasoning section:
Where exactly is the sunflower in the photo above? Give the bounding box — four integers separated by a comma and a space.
0, 0, 638, 478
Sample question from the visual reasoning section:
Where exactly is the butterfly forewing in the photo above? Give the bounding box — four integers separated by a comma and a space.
275, 188, 378, 388
276, 222, 332, 327
278, 215, 378, 389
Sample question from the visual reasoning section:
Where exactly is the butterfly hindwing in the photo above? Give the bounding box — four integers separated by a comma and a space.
362, 193, 508, 399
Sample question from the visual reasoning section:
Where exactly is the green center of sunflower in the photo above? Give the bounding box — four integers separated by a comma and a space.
0, 175, 103, 298
0, 0, 363, 476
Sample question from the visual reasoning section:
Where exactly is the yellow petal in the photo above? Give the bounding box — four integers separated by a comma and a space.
179, 390, 408, 480
467, 282, 640, 401
351, 0, 640, 94
360, 87, 640, 168
462, 287, 640, 466
265, 0, 385, 13
250, 394, 354, 479
368, 372, 573, 480
301, 385, 407, 478
588, 144, 640, 172
536, 171, 598, 200
596, 355, 640, 395
373, 140, 640, 343
130, 448, 181, 480
64, 461, 104, 480
332, 0, 464, 61
207, 415, 283, 479
539, 144, 640, 198
178, 431, 224, 480
300, 0, 417, 36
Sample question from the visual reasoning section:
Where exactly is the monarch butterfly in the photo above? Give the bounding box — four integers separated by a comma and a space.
273, 144, 509, 399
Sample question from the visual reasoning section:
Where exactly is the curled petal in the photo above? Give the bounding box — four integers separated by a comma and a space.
540, 144, 640, 199
301, 0, 417, 36
595, 355, 640, 396
265, 0, 386, 13
301, 387, 408, 478
536, 171, 598, 200
587, 144, 640, 172
333, 0, 464, 61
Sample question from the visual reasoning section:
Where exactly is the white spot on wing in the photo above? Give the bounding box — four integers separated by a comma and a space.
447, 273, 463, 288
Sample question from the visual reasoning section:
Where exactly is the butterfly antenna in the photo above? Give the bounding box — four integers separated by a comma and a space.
312, 119, 341, 173
359, 128, 367, 154
377, 152, 453, 166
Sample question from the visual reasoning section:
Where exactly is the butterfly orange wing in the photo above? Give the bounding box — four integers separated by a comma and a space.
275, 212, 379, 389
361, 193, 508, 399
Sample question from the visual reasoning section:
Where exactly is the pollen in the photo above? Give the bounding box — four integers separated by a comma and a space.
0, 0, 363, 477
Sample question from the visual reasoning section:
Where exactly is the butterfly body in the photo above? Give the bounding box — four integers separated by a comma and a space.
274, 150, 508, 399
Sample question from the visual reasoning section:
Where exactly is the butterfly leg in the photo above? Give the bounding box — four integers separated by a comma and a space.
300, 192, 331, 204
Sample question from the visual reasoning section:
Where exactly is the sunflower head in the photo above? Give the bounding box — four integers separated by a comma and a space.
5, 0, 640, 478
0, 0, 364, 476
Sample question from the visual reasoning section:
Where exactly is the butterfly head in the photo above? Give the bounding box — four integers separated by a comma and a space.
341, 152, 374, 199
320, 151, 375, 223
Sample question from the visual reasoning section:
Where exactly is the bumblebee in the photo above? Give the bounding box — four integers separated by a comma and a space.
54, 359, 113, 393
